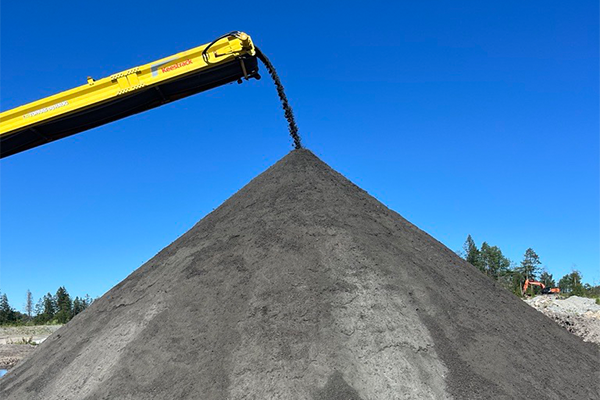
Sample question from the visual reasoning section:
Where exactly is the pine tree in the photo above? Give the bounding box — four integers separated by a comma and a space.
480, 242, 511, 279
72, 297, 85, 316
83, 294, 93, 308
0, 293, 17, 324
510, 269, 527, 297
570, 271, 585, 296
25, 289, 33, 321
463, 235, 482, 271
539, 270, 555, 288
34, 298, 44, 316
518, 248, 541, 281
558, 270, 584, 296
55, 286, 72, 324
42, 292, 56, 322
33, 298, 45, 324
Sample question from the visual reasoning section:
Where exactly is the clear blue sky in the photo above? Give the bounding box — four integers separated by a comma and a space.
1, 1, 598, 309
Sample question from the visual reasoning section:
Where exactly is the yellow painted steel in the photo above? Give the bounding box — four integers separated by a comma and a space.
0, 32, 256, 138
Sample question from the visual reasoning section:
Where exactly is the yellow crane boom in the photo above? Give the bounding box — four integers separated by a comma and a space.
0, 31, 260, 158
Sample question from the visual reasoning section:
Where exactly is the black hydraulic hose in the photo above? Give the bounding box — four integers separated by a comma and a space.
203, 32, 302, 149
255, 47, 302, 150
202, 31, 242, 63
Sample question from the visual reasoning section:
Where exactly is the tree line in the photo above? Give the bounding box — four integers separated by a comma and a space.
0, 286, 93, 326
461, 235, 600, 298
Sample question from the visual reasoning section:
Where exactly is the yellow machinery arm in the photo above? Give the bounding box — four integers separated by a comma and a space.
0, 31, 260, 158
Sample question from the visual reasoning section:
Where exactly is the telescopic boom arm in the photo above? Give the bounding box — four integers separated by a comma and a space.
0, 32, 260, 158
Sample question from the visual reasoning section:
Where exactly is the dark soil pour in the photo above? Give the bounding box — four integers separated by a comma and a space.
256, 47, 302, 149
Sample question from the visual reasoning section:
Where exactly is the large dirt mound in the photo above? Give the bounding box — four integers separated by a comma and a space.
1, 150, 598, 399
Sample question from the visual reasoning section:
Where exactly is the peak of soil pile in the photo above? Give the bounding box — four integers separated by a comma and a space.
1, 149, 598, 399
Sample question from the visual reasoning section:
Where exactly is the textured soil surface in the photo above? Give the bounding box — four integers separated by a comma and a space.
1, 150, 598, 399
525, 296, 600, 345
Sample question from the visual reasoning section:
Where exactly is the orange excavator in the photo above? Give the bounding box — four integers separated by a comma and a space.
522, 279, 560, 296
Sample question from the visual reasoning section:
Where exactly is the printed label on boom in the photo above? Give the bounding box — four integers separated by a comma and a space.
23, 101, 69, 119
161, 59, 193, 74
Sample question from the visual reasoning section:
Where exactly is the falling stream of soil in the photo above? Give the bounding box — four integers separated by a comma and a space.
255, 47, 302, 150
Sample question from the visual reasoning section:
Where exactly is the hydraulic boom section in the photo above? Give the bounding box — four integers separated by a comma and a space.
0, 32, 260, 158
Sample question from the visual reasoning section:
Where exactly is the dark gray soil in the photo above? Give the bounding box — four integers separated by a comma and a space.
256, 47, 302, 150
1, 149, 598, 399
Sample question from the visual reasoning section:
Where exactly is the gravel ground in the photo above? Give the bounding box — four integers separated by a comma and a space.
0, 325, 62, 345
0, 326, 61, 370
525, 296, 600, 345
1, 150, 598, 399
0, 345, 38, 370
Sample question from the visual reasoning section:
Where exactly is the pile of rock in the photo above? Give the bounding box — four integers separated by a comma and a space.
525, 295, 600, 345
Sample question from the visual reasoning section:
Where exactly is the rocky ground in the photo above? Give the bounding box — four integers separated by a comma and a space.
0, 325, 61, 369
525, 295, 600, 345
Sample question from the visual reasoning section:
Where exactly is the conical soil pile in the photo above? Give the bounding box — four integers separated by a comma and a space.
1, 150, 598, 399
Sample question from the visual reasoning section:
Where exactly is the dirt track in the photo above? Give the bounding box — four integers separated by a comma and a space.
1, 149, 598, 399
